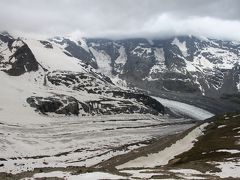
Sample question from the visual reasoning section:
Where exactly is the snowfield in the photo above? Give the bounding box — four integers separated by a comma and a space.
25, 39, 86, 72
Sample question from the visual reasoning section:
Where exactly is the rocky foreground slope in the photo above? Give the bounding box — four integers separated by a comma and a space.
114, 112, 240, 179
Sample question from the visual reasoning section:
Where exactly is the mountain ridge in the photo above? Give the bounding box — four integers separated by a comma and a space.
46, 34, 240, 97
1, 32, 240, 115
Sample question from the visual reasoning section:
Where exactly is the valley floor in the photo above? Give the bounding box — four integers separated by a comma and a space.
0, 94, 220, 179
7, 112, 238, 180
0, 114, 195, 175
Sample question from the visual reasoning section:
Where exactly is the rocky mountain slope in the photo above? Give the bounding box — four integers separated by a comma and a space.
114, 112, 240, 179
1, 31, 239, 116
41, 34, 240, 114
50, 35, 240, 98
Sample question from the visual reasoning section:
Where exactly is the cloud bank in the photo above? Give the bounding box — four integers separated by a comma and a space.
0, 0, 240, 40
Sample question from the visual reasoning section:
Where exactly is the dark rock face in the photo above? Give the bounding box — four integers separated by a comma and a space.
0, 34, 39, 76
26, 92, 165, 117
27, 95, 79, 115
219, 65, 240, 94
50, 37, 98, 68
40, 41, 53, 49
110, 91, 165, 115
0, 33, 14, 44
46, 71, 112, 95
78, 98, 162, 116
44, 70, 165, 116
5, 43, 39, 76
162, 79, 199, 93
122, 40, 155, 81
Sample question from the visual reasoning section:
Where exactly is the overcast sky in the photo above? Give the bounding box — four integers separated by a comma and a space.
0, 0, 240, 40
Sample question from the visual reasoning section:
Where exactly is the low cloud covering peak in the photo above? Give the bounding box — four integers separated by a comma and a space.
1, 0, 240, 40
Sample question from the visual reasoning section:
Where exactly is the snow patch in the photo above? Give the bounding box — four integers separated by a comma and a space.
144, 48, 166, 81
115, 46, 127, 65
218, 125, 226, 128
89, 47, 112, 77
170, 169, 202, 174
185, 60, 197, 72
67, 36, 90, 53
111, 76, 128, 90
132, 46, 152, 56
169, 168, 205, 179
150, 48, 167, 73
207, 161, 240, 178
216, 149, 240, 154
193, 55, 214, 70
25, 171, 126, 180
233, 127, 240, 131
172, 38, 188, 57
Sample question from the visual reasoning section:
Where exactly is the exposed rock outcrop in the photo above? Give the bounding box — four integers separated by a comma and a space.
27, 95, 79, 115
0, 34, 39, 76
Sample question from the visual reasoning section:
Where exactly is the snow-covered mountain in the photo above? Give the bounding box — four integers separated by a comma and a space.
0, 32, 166, 124
50, 35, 240, 98
1, 32, 240, 118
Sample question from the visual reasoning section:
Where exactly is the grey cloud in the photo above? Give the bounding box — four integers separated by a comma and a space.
0, 0, 240, 40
